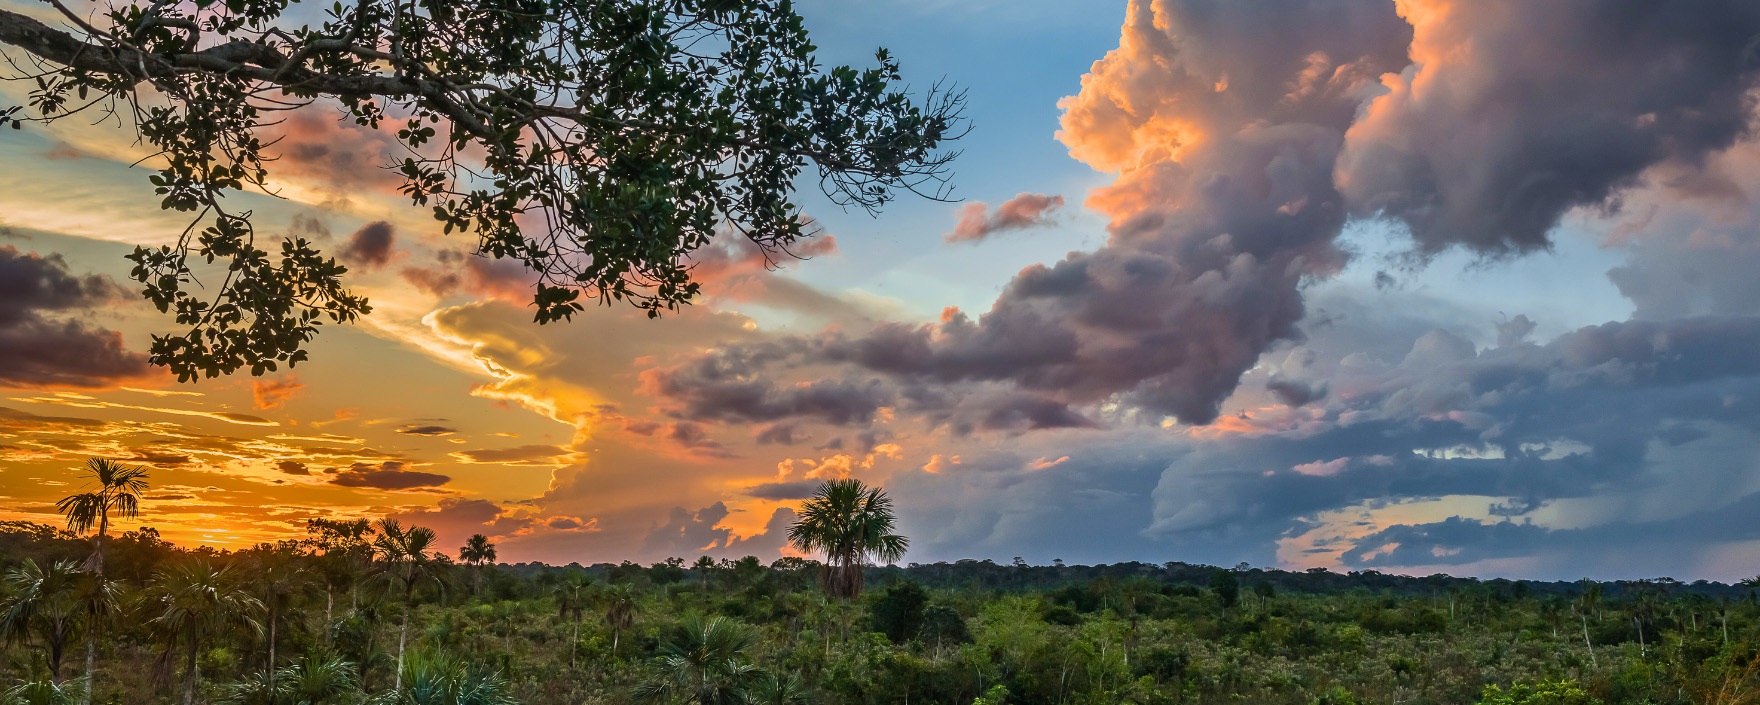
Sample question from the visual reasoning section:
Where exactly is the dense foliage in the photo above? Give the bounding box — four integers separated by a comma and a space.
3, 518, 1760, 705
0, 0, 963, 379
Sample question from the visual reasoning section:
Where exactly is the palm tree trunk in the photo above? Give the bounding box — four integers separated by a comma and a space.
395, 612, 410, 693
182, 630, 199, 705
325, 591, 334, 643
267, 599, 278, 701
570, 618, 580, 669
1582, 613, 1597, 669
83, 635, 96, 704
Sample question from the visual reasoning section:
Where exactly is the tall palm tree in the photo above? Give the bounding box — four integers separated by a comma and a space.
457, 535, 496, 597
552, 573, 592, 669
54, 459, 150, 575
145, 560, 265, 705
54, 458, 147, 705
786, 478, 908, 599
632, 616, 766, 705
372, 520, 450, 693
602, 585, 638, 658
0, 560, 90, 683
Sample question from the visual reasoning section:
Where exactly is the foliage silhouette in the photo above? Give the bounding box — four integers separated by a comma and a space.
0, 0, 965, 380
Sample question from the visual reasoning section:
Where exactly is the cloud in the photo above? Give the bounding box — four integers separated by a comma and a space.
641, 502, 797, 559
400, 249, 532, 303
250, 376, 303, 410
325, 461, 451, 490
640, 349, 890, 427
337, 221, 396, 269
0, 246, 149, 388
395, 424, 458, 437
1335, 0, 1760, 255
449, 444, 569, 465
945, 193, 1066, 243
386, 497, 548, 550
276, 460, 309, 475
744, 479, 821, 500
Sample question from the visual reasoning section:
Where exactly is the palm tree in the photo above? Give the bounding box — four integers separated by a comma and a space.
691, 556, 715, 590
384, 650, 514, 705
632, 616, 766, 705
2, 678, 88, 705
53, 459, 150, 576
145, 560, 265, 705
457, 535, 496, 597
602, 584, 638, 658
0, 560, 89, 683
552, 573, 592, 669
219, 651, 359, 705
277, 652, 360, 705
372, 520, 450, 693
54, 458, 147, 705
786, 478, 908, 599
243, 542, 314, 697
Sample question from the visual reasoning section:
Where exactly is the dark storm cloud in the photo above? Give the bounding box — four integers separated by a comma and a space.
326, 461, 451, 490
944, 193, 1066, 244
1337, 0, 1760, 255
338, 221, 396, 269
0, 246, 148, 388
1134, 306, 1760, 576
395, 424, 458, 437
744, 480, 821, 501
640, 351, 891, 426
451, 444, 567, 464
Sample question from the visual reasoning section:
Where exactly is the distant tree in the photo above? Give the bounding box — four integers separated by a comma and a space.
869, 580, 929, 644
371, 520, 449, 694
787, 478, 908, 599
1210, 568, 1239, 612
692, 556, 716, 591
303, 518, 375, 630
632, 616, 765, 705
0, 0, 964, 380
920, 605, 972, 654
0, 560, 89, 683
457, 534, 496, 596
145, 560, 264, 705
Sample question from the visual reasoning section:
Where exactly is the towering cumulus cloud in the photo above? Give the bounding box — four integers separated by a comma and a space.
649, 0, 1760, 435
1337, 0, 1760, 254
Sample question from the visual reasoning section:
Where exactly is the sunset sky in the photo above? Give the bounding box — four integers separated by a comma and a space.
5, 0, 1760, 582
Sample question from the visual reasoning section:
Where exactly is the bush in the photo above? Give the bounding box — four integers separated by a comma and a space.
1477, 679, 1600, 705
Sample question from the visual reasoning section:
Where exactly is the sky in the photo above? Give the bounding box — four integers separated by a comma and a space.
4, 0, 1760, 582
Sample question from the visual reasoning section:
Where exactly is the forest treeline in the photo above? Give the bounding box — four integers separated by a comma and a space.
3, 464, 1759, 705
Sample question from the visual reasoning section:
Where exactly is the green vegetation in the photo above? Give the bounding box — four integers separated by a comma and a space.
2, 461, 1759, 704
